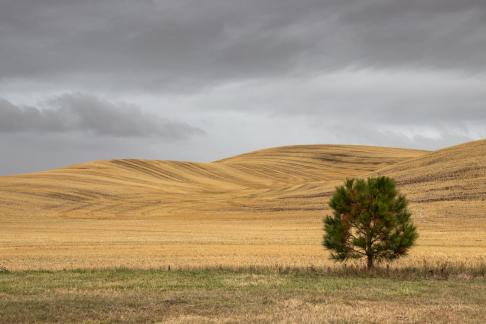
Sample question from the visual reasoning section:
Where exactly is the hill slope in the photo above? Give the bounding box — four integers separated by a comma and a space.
375, 140, 486, 203
0, 145, 426, 218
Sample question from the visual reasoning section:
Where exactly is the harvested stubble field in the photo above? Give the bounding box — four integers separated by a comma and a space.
1, 140, 486, 270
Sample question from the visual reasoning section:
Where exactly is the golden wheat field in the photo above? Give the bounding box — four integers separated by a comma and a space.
1, 141, 486, 270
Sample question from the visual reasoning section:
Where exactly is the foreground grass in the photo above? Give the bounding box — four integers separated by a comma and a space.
0, 268, 485, 323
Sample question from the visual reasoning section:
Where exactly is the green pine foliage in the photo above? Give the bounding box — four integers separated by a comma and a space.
323, 176, 418, 269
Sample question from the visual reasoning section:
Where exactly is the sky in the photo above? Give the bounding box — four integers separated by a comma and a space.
1, 0, 485, 175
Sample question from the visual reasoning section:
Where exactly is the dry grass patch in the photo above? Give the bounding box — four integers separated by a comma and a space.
0, 269, 485, 323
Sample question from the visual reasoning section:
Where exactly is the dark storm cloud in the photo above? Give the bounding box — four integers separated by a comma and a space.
0, 0, 485, 175
0, 0, 485, 91
0, 94, 204, 139
343, 0, 486, 21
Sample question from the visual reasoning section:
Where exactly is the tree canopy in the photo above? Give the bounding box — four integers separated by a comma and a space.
323, 176, 418, 269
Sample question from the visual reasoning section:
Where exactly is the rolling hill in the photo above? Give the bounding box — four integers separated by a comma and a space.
1, 141, 486, 270
0, 144, 426, 218
376, 139, 486, 203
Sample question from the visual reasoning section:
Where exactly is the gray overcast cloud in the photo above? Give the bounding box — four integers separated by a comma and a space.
0, 93, 203, 138
0, 0, 485, 174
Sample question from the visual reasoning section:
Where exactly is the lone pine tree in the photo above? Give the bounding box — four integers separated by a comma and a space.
323, 176, 418, 269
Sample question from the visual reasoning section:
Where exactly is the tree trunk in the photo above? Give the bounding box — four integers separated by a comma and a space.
367, 255, 374, 270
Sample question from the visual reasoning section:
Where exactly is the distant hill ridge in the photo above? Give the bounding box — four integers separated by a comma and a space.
375, 139, 486, 203
1, 140, 485, 218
